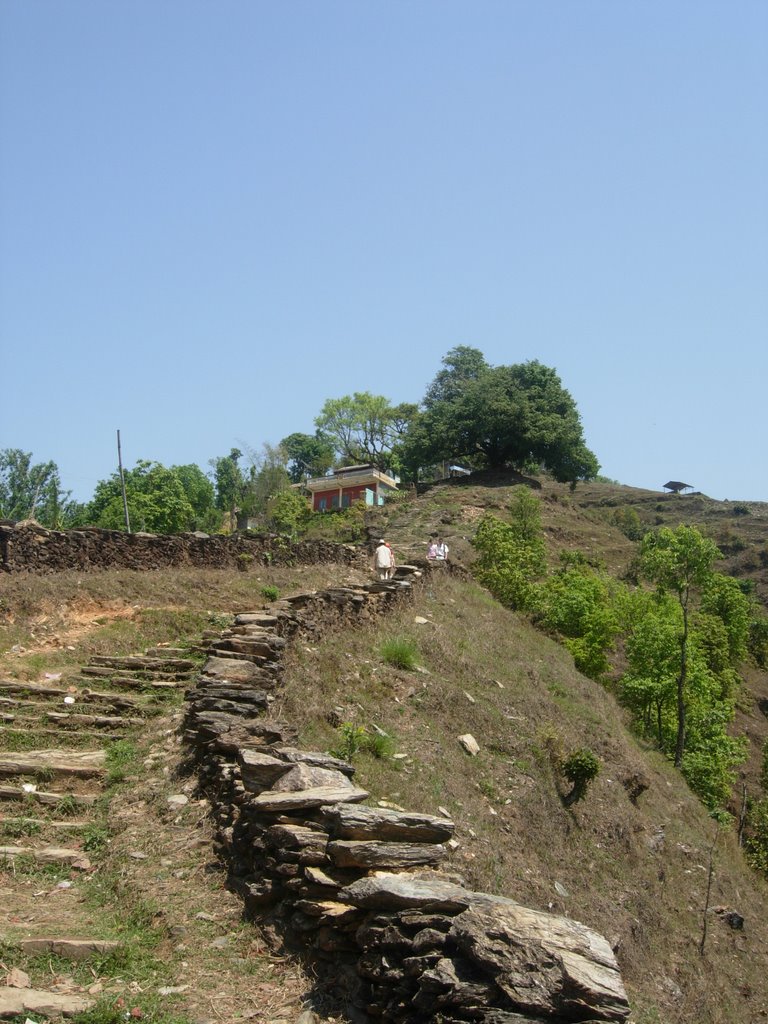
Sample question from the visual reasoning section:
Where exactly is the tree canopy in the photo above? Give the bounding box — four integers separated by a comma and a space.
314, 392, 416, 471
0, 449, 82, 528
86, 460, 198, 534
402, 348, 599, 482
280, 432, 335, 483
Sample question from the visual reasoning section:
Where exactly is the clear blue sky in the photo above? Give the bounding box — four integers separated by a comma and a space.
1, 1, 766, 503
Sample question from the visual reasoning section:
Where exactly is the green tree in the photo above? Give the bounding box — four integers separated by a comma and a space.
0, 449, 82, 528
280, 432, 335, 482
639, 526, 721, 768
240, 443, 292, 520
210, 448, 246, 532
538, 565, 618, 679
315, 392, 416, 470
423, 345, 489, 408
621, 597, 681, 745
86, 461, 195, 534
472, 490, 547, 612
172, 463, 219, 532
403, 353, 599, 482
699, 573, 751, 667
267, 490, 311, 538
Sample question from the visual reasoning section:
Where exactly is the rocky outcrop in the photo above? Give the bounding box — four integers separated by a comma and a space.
184, 569, 631, 1024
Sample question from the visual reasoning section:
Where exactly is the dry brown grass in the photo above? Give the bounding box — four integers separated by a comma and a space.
2, 476, 768, 1023
279, 569, 768, 1024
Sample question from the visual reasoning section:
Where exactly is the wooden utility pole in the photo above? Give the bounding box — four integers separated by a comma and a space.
117, 430, 131, 533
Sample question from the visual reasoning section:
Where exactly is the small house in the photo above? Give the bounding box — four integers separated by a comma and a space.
306, 464, 399, 511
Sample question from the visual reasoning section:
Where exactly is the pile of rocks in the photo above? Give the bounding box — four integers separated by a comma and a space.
184, 569, 631, 1023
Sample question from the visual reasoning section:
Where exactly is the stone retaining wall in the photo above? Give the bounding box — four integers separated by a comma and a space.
184, 568, 631, 1024
0, 522, 363, 574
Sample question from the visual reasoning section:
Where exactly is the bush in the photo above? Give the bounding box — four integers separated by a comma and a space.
330, 722, 394, 761
380, 636, 419, 671
560, 748, 601, 805
612, 506, 646, 541
260, 585, 279, 602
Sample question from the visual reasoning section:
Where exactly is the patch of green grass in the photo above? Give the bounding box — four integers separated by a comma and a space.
0, 728, 101, 752
56, 794, 80, 816
71, 994, 194, 1024
380, 635, 420, 671
81, 822, 111, 855
260, 584, 280, 601
105, 739, 140, 786
0, 816, 42, 839
2, 853, 72, 883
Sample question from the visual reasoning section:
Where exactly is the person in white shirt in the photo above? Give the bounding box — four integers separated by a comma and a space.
373, 539, 395, 579
435, 537, 449, 561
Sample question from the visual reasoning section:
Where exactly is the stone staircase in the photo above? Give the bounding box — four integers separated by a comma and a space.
0, 648, 198, 1019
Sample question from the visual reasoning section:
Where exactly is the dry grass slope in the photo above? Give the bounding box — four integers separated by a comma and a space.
1, 476, 767, 1023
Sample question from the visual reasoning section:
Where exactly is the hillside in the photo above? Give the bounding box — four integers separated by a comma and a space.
1, 476, 767, 1023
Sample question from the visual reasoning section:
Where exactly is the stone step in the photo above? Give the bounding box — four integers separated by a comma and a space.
87, 654, 197, 672
45, 711, 144, 729
2, 723, 127, 743
17, 937, 121, 960
0, 679, 145, 710
0, 816, 90, 832
0, 749, 106, 779
1, 697, 149, 719
73, 673, 183, 691
0, 986, 93, 1018
81, 665, 193, 682
0, 844, 91, 868
0, 785, 98, 807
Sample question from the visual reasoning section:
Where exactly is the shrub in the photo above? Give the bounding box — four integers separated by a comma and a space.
267, 490, 311, 538
330, 722, 394, 761
260, 585, 279, 602
612, 506, 646, 541
380, 636, 419, 671
560, 748, 601, 805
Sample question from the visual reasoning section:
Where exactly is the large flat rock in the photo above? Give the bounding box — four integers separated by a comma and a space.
0, 749, 106, 777
327, 839, 447, 869
0, 986, 93, 1017
201, 656, 276, 685
448, 902, 629, 1022
321, 803, 454, 842
18, 938, 121, 960
248, 784, 369, 813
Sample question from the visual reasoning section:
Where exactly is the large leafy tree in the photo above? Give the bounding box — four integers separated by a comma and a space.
210, 448, 246, 531
0, 448, 83, 528
403, 350, 599, 482
86, 460, 196, 534
314, 392, 416, 470
172, 463, 219, 532
279, 432, 335, 482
